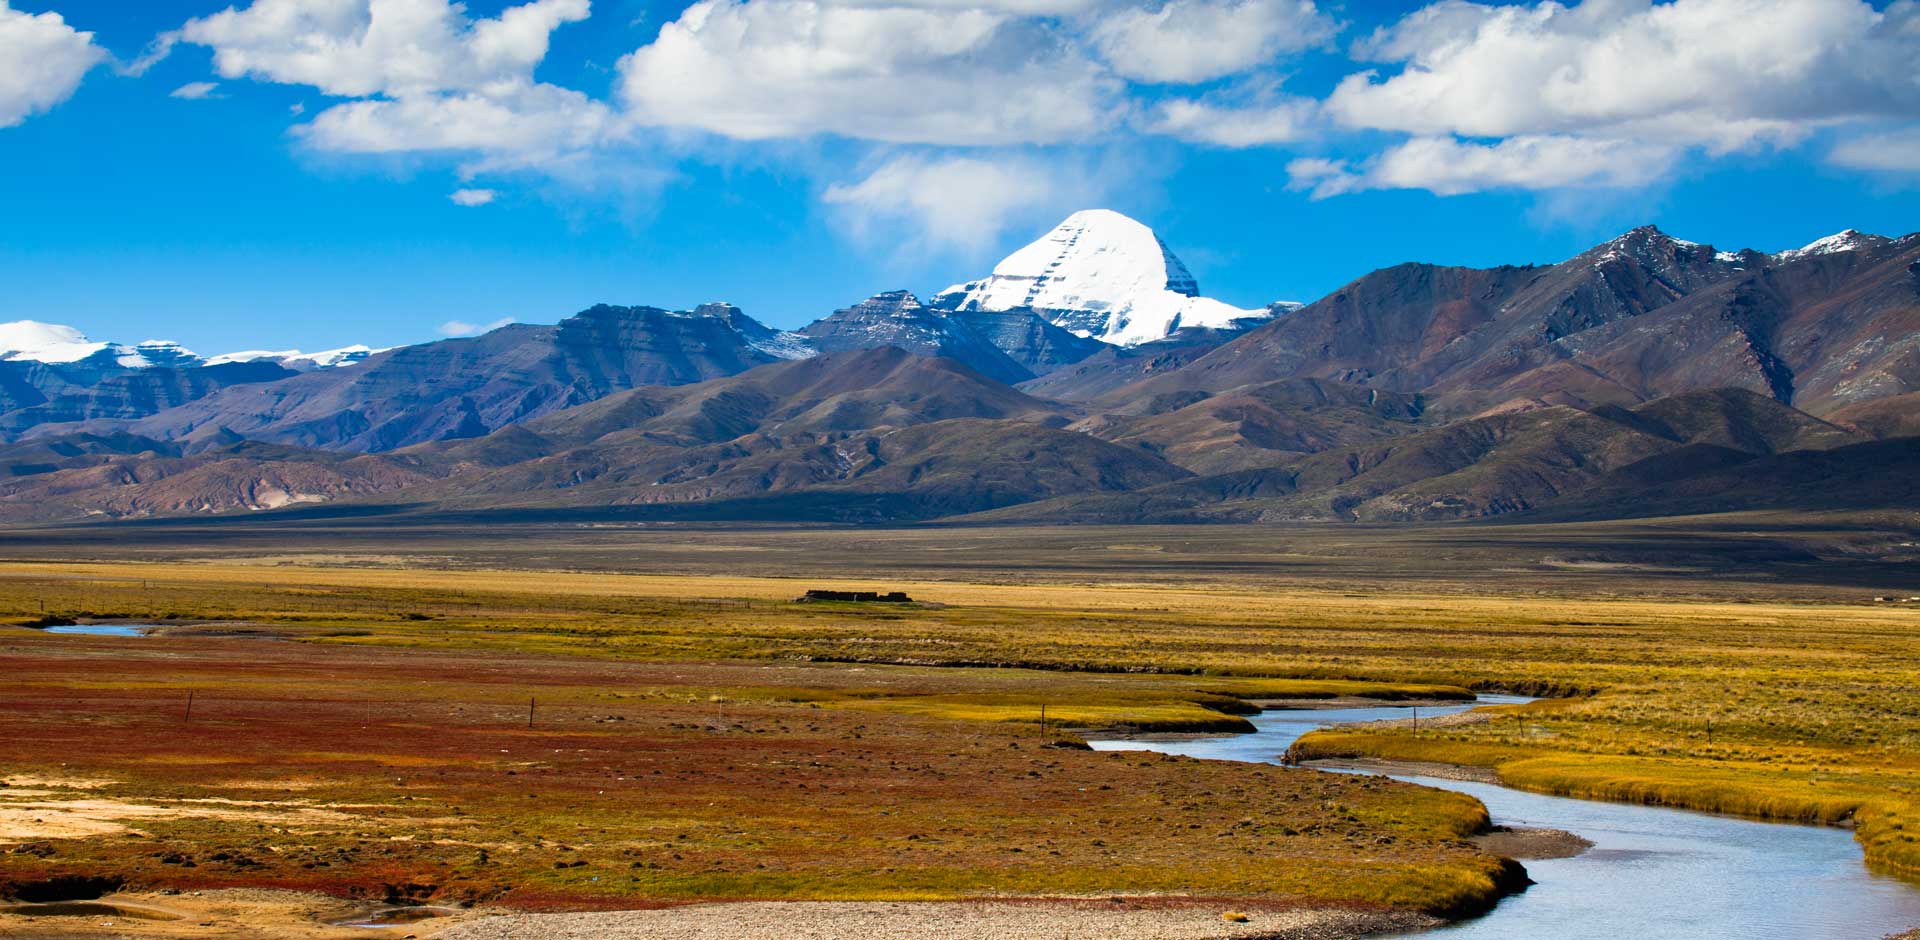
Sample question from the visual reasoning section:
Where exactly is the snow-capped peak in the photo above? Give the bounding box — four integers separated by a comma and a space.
0, 321, 201, 368
206, 345, 385, 370
1774, 229, 1890, 263
931, 209, 1270, 347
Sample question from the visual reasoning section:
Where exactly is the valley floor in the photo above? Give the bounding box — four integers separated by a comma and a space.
1, 517, 1918, 935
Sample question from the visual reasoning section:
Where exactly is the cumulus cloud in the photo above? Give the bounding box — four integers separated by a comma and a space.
1090, 0, 1335, 84
147, 0, 1920, 212
438, 316, 515, 337
179, 0, 590, 98
1329, 0, 1920, 152
450, 187, 497, 206
1287, 135, 1678, 198
822, 153, 1109, 253
174, 0, 615, 174
617, 0, 1122, 145
0, 2, 106, 129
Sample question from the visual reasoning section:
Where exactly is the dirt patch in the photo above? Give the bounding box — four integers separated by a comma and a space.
430, 899, 1436, 940
0, 889, 428, 940
2, 774, 116, 790
0, 790, 372, 844
1471, 826, 1593, 860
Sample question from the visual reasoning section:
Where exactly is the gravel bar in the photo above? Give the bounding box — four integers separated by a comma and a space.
433, 900, 1438, 940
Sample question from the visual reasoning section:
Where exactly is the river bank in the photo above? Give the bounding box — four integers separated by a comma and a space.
432, 899, 1436, 940
1093, 697, 1920, 939
0, 892, 1437, 940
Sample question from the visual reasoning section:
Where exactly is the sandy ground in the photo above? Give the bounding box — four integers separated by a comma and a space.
0, 889, 429, 940
1471, 826, 1593, 860
431, 900, 1437, 940
0, 778, 372, 842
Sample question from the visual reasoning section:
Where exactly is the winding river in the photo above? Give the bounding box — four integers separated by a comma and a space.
1089, 698, 1920, 940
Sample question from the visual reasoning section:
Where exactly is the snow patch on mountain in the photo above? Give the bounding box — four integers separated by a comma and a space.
0, 321, 203, 368
1774, 229, 1890, 263
746, 331, 816, 361
692, 302, 816, 361
932, 210, 1271, 347
207, 346, 386, 370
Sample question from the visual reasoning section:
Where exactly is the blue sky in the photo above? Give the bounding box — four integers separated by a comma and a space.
2, 0, 1918, 354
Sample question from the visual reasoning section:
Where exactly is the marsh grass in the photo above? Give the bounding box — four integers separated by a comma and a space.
0, 634, 1509, 914
5, 559, 1920, 885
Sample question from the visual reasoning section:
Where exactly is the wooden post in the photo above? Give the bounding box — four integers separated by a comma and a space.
1039, 704, 1047, 738
1412, 705, 1419, 733
527, 697, 536, 729
184, 690, 194, 722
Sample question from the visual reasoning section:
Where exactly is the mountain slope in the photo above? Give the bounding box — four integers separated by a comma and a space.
384, 349, 1164, 521
1074, 378, 1428, 475
43, 304, 813, 452
0, 434, 435, 522
1110, 227, 1920, 419
412, 345, 1064, 464
798, 291, 1036, 384
0, 361, 300, 436
972, 388, 1874, 525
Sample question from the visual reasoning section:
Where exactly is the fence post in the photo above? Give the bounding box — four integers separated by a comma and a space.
184, 690, 194, 722
527, 697, 536, 729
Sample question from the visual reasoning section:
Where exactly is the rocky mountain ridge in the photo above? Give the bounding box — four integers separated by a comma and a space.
2, 215, 1915, 525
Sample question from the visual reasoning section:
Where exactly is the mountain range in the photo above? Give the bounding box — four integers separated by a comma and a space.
1, 212, 1915, 526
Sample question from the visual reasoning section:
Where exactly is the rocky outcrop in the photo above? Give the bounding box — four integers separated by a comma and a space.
799, 291, 1032, 384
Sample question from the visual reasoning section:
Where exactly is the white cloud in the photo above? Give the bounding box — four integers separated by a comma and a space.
450, 187, 497, 206
170, 81, 221, 100
822, 153, 1108, 253
617, 0, 1122, 145
1828, 127, 1920, 173
298, 81, 619, 171
175, 0, 612, 174
438, 317, 515, 337
1148, 91, 1317, 146
1287, 135, 1678, 198
0, 2, 106, 129
1329, 0, 1920, 152
179, 0, 590, 98
1089, 0, 1334, 84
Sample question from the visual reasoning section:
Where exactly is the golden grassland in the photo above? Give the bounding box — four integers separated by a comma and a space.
0, 632, 1514, 916
2, 555, 1920, 900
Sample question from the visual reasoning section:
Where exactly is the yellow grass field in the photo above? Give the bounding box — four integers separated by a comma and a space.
2, 548, 1918, 910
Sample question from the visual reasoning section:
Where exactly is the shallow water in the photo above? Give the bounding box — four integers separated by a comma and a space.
39, 623, 153, 637
1090, 697, 1920, 940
